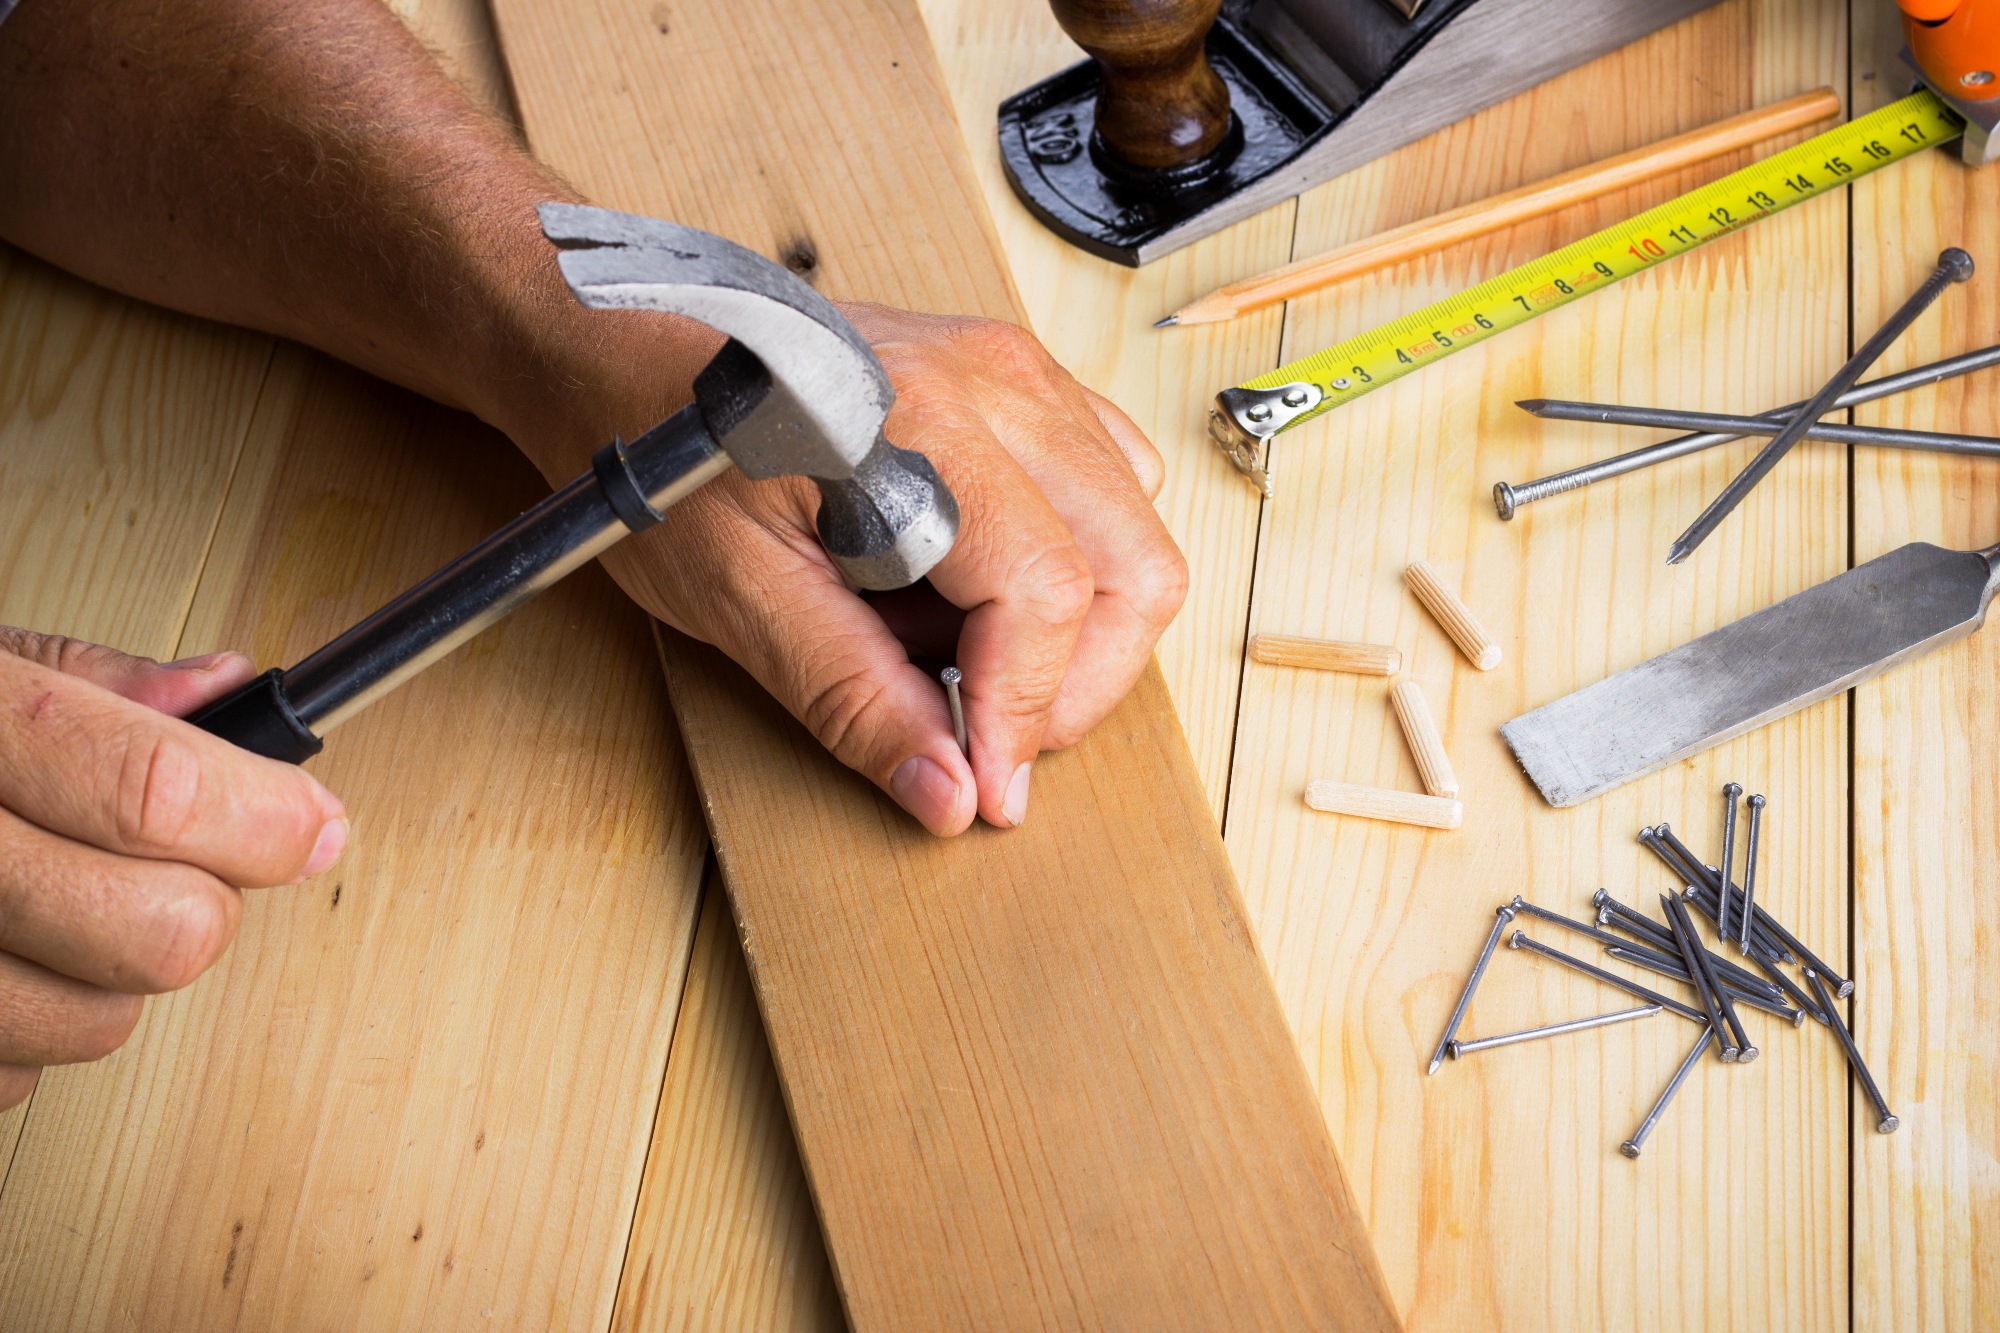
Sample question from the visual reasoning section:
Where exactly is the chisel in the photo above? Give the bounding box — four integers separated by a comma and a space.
1501, 540, 2000, 806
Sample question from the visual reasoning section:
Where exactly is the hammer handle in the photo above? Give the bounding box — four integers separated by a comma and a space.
190, 405, 728, 760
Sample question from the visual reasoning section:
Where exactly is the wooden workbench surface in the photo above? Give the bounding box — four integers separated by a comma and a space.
0, 0, 1991, 1329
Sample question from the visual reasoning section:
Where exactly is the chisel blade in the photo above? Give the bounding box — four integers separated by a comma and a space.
1502, 542, 2000, 807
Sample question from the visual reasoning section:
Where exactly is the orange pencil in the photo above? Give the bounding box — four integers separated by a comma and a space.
1157, 88, 1841, 328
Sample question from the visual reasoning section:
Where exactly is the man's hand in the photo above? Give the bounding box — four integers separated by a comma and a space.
0, 0, 1189, 836
0, 633, 348, 1109
591, 305, 1188, 834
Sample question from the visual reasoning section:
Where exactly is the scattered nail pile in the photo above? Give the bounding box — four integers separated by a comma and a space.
1429, 783, 1897, 1157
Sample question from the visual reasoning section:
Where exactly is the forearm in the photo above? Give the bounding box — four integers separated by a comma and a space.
0, 0, 707, 473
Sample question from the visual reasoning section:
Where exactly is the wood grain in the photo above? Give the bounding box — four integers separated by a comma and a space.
1849, 11, 2000, 1328
1389, 677, 1457, 800
491, 1, 1400, 1324
1250, 632, 1402, 676
1223, 2, 1850, 1327
0, 344, 711, 1331
0, 239, 273, 1208
610, 864, 844, 1333
1403, 559, 1503, 672
1304, 780, 1462, 831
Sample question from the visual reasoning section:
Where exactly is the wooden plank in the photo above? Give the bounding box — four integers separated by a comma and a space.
913, 0, 1282, 808
490, 2, 1400, 1325
611, 863, 844, 1333
0, 238, 272, 1215
0, 244, 271, 653
1219, 2, 1850, 1327
1849, 12, 2000, 1330
0, 346, 710, 1330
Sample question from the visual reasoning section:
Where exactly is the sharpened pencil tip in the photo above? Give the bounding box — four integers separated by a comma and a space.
1152, 314, 1179, 328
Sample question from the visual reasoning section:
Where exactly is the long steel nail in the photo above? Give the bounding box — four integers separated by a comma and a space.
1806, 969, 1898, 1133
1517, 402, 2000, 456
1429, 905, 1517, 1075
1602, 877, 1781, 997
1448, 1004, 1662, 1058
1667, 248, 1974, 563
1622, 1024, 1716, 1158
1748, 942, 1828, 1025
1509, 930, 1708, 1024
1719, 783, 1743, 945
1684, 879, 1792, 965
1509, 896, 1642, 953
1741, 794, 1766, 952
1654, 823, 1795, 963
1677, 891, 1755, 1062
1604, 947, 1800, 1023
1492, 343, 2000, 519
1661, 895, 1735, 1059
940, 667, 968, 757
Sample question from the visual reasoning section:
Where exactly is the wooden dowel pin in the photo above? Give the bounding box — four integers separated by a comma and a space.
1404, 560, 1502, 671
1249, 633, 1401, 676
1305, 780, 1462, 830
1389, 677, 1458, 799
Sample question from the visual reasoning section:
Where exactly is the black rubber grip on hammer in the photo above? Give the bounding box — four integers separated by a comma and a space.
592, 435, 665, 533
186, 667, 324, 764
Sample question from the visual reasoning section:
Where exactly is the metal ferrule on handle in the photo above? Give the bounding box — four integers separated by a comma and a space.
191, 405, 727, 758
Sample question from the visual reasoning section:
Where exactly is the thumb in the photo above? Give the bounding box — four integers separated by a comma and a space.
0, 629, 258, 718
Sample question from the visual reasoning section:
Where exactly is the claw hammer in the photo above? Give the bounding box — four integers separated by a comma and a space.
190, 203, 960, 762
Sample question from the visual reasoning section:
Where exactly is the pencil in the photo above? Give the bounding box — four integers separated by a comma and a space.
1156, 87, 1840, 328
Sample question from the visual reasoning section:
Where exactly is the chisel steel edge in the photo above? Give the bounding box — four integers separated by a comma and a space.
1502, 540, 2000, 807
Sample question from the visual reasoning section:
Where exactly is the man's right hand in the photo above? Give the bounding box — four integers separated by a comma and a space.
0, 631, 348, 1110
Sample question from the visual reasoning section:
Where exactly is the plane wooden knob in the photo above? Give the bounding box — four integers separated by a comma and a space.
1048, 0, 1232, 170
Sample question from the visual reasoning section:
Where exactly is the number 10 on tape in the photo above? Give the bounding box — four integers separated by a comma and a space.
1207, 90, 1964, 495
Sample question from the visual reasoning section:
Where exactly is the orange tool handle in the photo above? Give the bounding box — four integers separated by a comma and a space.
1902, 0, 2000, 101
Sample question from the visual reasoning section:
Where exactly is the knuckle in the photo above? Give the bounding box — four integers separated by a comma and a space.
1013, 545, 1095, 631
958, 319, 1057, 385
797, 661, 896, 771
113, 733, 205, 856
72, 993, 143, 1063
1128, 535, 1190, 627
130, 878, 239, 992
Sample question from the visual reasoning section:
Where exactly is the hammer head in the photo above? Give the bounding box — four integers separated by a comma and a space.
539, 202, 959, 590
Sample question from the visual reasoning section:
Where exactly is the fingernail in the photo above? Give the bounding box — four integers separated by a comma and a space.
299, 817, 349, 880
163, 651, 234, 673
1002, 761, 1032, 828
891, 756, 962, 835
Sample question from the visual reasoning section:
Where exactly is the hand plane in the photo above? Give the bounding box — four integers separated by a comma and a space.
999, 0, 1729, 265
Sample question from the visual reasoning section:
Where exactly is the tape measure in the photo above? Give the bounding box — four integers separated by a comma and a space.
1209, 90, 1966, 494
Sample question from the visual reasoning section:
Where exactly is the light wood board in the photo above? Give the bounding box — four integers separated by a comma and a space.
1225, 4, 1851, 1326
489, 0, 1400, 1326
0, 340, 710, 1330
0, 3, 715, 1327
1851, 11, 2000, 1329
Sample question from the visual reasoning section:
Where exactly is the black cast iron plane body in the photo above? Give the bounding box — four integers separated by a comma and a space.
999, 0, 1726, 267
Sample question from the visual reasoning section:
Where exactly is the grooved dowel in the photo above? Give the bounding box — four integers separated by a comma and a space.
1249, 633, 1402, 676
1404, 561, 1502, 670
1390, 677, 1459, 798
1305, 780, 1462, 830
